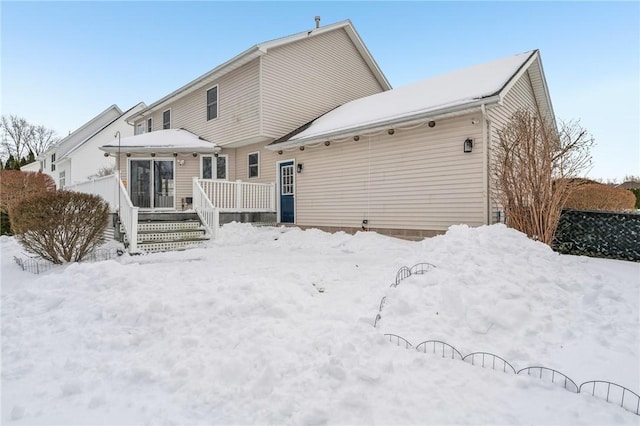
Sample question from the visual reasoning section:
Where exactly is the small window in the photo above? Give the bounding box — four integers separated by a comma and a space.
207, 86, 218, 121
51, 153, 56, 171
147, 117, 153, 133
163, 110, 171, 129
136, 123, 145, 135
248, 152, 259, 178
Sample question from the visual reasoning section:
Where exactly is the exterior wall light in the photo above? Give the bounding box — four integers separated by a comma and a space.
464, 138, 473, 153
388, 129, 395, 135
172, 152, 178, 157
126, 153, 131, 157
353, 135, 360, 141
297, 163, 303, 173
214, 153, 219, 157
428, 121, 436, 128
150, 152, 156, 157
278, 150, 283, 155
299, 146, 305, 151
192, 152, 198, 157
324, 141, 330, 146
103, 152, 109, 157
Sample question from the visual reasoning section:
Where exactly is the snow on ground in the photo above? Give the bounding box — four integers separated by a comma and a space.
1, 223, 639, 425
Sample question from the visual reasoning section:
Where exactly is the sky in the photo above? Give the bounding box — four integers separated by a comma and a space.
1, 1, 638, 181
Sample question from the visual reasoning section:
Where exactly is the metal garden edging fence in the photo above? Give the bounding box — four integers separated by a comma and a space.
13, 247, 122, 274
377, 263, 640, 417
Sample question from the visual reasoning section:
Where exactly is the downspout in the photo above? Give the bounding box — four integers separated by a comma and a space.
481, 104, 491, 225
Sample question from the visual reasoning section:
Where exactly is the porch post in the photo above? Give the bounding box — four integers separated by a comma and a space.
235, 179, 243, 210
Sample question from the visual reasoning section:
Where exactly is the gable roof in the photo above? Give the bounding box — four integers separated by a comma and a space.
127, 20, 391, 123
269, 50, 554, 148
57, 102, 146, 161
99, 128, 220, 154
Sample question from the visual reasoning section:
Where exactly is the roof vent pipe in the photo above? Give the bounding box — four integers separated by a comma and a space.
315, 16, 320, 28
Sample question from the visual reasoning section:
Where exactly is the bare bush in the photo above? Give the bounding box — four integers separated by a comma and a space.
491, 109, 593, 245
10, 191, 109, 263
565, 182, 636, 211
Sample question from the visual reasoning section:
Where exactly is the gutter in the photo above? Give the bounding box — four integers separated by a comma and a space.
266, 95, 501, 150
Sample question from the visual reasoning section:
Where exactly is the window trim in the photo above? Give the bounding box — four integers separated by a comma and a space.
162, 109, 171, 129
51, 153, 56, 171
200, 154, 229, 180
136, 122, 145, 135
206, 85, 219, 121
248, 151, 260, 179
147, 117, 153, 133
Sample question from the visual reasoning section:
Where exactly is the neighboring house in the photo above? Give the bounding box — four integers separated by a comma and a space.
32, 103, 145, 189
101, 19, 390, 211
267, 49, 555, 239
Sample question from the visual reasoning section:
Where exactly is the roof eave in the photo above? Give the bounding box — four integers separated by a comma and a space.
267, 96, 500, 150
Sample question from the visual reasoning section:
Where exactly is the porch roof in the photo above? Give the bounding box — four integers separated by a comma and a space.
99, 128, 220, 154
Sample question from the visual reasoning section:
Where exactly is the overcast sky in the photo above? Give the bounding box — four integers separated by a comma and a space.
2, 1, 638, 181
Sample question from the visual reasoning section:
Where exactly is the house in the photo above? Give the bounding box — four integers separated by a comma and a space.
266, 49, 555, 239
100, 19, 390, 214
31, 103, 145, 189
86, 19, 555, 251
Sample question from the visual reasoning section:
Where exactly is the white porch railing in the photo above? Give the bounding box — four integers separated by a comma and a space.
195, 179, 276, 212
67, 174, 139, 253
193, 178, 219, 239
116, 176, 139, 253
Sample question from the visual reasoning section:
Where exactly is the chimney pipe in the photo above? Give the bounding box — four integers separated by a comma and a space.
314, 16, 320, 29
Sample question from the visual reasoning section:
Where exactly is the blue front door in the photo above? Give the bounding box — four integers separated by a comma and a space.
279, 161, 295, 223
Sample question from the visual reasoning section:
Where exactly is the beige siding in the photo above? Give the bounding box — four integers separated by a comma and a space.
261, 28, 386, 139
487, 70, 539, 222
235, 142, 279, 183
278, 114, 485, 231
134, 60, 261, 146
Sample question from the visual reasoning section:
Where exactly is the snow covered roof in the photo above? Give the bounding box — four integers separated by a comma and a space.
127, 20, 390, 123
99, 128, 220, 153
270, 50, 539, 147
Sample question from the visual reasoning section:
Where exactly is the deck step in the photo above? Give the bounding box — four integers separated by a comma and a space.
136, 238, 209, 253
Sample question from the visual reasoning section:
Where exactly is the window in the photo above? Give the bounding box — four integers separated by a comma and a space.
59, 171, 66, 189
248, 152, 259, 178
136, 123, 145, 135
51, 153, 56, 171
163, 110, 171, 129
147, 117, 153, 133
201, 154, 227, 180
206, 86, 218, 121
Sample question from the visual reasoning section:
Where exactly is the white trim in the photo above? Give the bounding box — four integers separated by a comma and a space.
135, 122, 145, 135
247, 151, 260, 179
162, 108, 171, 129
276, 158, 296, 223
147, 117, 153, 133
200, 154, 229, 180
206, 84, 219, 121
127, 157, 176, 210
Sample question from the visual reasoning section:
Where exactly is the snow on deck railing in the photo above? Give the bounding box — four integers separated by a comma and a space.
195, 178, 275, 212
377, 263, 640, 417
66, 174, 118, 212
193, 178, 219, 239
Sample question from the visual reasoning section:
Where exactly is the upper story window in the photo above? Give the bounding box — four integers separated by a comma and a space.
163, 110, 171, 129
136, 123, 145, 135
147, 117, 153, 133
248, 152, 259, 178
207, 86, 218, 121
51, 153, 56, 171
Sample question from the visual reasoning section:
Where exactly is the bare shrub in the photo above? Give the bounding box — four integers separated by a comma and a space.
491, 109, 593, 245
10, 191, 109, 263
565, 182, 636, 211
0, 170, 56, 235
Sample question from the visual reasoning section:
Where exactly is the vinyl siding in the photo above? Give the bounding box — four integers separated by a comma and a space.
280, 114, 485, 231
133, 59, 261, 146
235, 142, 279, 183
487, 69, 539, 221
261, 28, 386, 139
